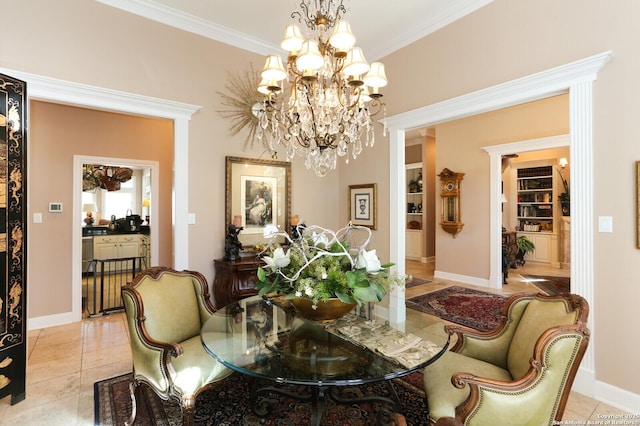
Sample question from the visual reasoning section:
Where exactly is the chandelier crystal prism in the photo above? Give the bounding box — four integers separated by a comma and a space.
256, 0, 388, 177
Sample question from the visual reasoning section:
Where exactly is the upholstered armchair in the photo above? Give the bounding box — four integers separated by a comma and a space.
423, 292, 589, 425
121, 267, 233, 426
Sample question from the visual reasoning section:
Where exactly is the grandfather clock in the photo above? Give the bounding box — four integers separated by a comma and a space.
0, 73, 27, 404
438, 168, 465, 238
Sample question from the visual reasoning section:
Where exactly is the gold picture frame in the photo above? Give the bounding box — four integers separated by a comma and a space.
225, 156, 291, 247
348, 183, 377, 229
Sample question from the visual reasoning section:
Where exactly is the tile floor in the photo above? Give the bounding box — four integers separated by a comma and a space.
0, 260, 630, 425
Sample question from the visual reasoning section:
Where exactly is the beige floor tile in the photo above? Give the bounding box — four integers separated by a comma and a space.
81, 342, 132, 371
0, 394, 82, 426
26, 353, 83, 385
590, 401, 636, 421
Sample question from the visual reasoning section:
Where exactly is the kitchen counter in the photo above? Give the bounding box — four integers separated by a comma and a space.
82, 226, 149, 236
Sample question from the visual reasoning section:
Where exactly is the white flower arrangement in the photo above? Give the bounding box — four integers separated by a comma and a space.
255, 223, 405, 308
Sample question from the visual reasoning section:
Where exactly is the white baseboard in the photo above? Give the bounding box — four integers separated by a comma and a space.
28, 311, 78, 330
595, 377, 640, 414
434, 270, 490, 288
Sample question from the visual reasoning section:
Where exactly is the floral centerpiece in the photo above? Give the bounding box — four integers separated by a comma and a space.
254, 223, 404, 311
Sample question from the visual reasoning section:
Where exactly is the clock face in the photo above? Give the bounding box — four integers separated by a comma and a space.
445, 181, 455, 192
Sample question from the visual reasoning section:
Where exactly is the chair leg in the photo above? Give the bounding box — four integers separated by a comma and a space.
181, 395, 196, 426
124, 382, 138, 426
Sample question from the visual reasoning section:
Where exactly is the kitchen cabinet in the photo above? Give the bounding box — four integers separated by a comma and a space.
93, 234, 142, 259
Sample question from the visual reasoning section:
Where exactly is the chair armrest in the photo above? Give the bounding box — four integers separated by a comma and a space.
445, 320, 513, 369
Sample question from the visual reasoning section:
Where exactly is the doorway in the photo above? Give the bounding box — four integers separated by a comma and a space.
9, 67, 199, 329
386, 51, 612, 390
77, 156, 159, 316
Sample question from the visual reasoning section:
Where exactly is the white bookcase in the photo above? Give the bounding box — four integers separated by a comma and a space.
406, 163, 424, 260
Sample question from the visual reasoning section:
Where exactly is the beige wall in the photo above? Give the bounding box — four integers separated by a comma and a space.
365, 0, 640, 397
2, 0, 639, 402
29, 101, 173, 316
2, 0, 339, 319
433, 95, 569, 278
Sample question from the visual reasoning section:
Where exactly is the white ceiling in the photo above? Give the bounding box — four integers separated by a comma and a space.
97, 0, 493, 60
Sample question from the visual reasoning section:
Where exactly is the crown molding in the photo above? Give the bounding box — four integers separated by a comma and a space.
367, 0, 495, 60
97, 0, 494, 60
96, 0, 279, 56
0, 67, 201, 120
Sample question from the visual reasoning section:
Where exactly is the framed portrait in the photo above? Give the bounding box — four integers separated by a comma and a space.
225, 156, 291, 247
240, 176, 278, 234
349, 183, 377, 229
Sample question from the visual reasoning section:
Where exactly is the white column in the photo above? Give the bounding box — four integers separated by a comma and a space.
570, 79, 596, 389
173, 117, 190, 270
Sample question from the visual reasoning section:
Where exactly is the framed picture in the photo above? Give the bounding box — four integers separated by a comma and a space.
225, 156, 291, 247
240, 175, 278, 234
349, 183, 377, 229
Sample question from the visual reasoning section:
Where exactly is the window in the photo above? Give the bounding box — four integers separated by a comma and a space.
101, 177, 137, 220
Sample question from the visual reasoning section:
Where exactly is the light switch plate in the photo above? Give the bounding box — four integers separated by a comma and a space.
598, 216, 613, 233
188, 213, 196, 224
33, 213, 43, 223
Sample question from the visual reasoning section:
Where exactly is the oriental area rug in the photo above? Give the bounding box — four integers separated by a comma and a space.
95, 370, 428, 425
406, 286, 507, 331
520, 274, 570, 296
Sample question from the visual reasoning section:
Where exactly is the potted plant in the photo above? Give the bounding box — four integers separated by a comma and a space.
254, 224, 405, 320
516, 235, 536, 266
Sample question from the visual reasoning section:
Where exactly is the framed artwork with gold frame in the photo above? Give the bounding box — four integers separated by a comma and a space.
225, 156, 291, 247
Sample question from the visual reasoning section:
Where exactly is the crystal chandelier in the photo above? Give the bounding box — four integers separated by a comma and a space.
256, 0, 388, 177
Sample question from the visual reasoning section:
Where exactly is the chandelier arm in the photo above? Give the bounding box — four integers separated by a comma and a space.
366, 100, 385, 117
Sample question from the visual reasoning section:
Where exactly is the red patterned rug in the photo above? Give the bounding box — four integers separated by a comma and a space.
406, 286, 507, 331
95, 370, 428, 425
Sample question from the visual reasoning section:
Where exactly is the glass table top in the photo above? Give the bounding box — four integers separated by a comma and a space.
201, 295, 450, 387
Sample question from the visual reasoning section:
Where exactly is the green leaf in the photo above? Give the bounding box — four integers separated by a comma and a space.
257, 267, 267, 281
353, 286, 380, 302
335, 290, 353, 304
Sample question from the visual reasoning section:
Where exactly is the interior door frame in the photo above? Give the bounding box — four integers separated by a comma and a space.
386, 51, 613, 395
0, 66, 200, 328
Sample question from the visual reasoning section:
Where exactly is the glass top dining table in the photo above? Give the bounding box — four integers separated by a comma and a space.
200, 295, 450, 424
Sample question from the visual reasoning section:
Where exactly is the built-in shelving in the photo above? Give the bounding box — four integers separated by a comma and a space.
406, 162, 424, 260
516, 165, 554, 232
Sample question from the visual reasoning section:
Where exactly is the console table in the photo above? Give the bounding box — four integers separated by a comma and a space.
212, 255, 262, 309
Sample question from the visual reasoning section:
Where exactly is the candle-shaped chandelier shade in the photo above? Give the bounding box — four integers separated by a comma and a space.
257, 0, 388, 177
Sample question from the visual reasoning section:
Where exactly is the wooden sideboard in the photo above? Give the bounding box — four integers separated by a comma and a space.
213, 255, 263, 309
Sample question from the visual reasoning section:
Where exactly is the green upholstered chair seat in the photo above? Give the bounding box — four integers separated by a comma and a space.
422, 292, 590, 426
171, 335, 233, 395
424, 350, 513, 421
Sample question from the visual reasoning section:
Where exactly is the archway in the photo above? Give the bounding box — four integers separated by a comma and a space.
386, 51, 613, 394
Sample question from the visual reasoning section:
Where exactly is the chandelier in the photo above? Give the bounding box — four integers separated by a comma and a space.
256, 0, 388, 177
